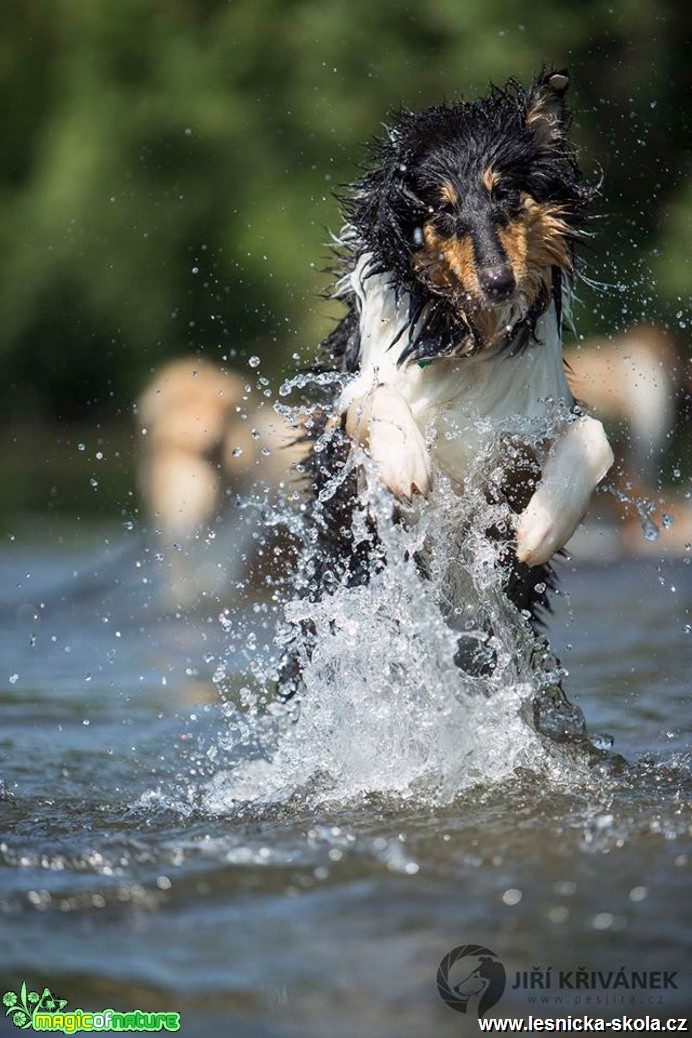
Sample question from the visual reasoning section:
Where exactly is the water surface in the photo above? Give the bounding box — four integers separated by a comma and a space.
0, 528, 690, 1035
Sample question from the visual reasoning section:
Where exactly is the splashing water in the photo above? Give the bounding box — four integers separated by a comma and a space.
605, 480, 662, 542
206, 378, 607, 812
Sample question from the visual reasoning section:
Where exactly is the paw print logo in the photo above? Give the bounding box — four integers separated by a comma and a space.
3, 984, 68, 1028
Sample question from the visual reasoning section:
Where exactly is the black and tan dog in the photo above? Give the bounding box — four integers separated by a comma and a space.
285, 72, 614, 702
278, 70, 615, 699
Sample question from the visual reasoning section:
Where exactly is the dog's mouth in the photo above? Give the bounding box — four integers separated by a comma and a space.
395, 282, 537, 368
411, 247, 528, 351
396, 244, 555, 368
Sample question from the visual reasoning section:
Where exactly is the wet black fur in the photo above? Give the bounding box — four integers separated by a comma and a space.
279, 71, 595, 699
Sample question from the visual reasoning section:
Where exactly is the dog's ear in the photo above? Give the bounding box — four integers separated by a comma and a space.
525, 69, 570, 147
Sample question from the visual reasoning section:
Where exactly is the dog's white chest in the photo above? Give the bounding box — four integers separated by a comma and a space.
341, 260, 573, 483
406, 317, 572, 479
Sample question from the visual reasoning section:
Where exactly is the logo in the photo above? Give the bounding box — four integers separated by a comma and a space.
2, 983, 180, 1032
3, 986, 67, 1030
437, 944, 506, 1017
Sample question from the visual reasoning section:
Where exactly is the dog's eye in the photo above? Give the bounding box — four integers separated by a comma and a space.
492, 184, 521, 207
434, 209, 456, 238
438, 202, 456, 216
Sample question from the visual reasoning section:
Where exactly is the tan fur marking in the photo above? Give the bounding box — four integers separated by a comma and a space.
413, 222, 480, 298
523, 195, 572, 271
482, 167, 500, 192
413, 224, 506, 346
472, 306, 505, 346
493, 195, 574, 308
439, 180, 458, 207
526, 100, 560, 145
497, 222, 528, 282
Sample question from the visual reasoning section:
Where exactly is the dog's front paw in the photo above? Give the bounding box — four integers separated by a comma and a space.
515, 415, 614, 566
515, 498, 566, 567
350, 384, 432, 501
369, 416, 433, 501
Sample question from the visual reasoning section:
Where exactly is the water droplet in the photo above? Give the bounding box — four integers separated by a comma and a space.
548, 906, 569, 923
502, 888, 522, 906
248, 355, 261, 369
641, 516, 659, 542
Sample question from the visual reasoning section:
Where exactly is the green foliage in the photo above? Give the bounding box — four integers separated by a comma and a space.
0, 0, 689, 420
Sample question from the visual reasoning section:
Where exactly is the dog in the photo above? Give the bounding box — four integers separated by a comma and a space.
564, 325, 692, 553
565, 325, 677, 492
278, 70, 614, 716
137, 357, 301, 607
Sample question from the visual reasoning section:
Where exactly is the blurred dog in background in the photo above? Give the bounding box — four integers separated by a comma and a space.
566, 325, 675, 491
565, 323, 690, 552
136, 357, 300, 608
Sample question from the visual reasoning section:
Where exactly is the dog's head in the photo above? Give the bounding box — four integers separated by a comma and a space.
348, 71, 595, 360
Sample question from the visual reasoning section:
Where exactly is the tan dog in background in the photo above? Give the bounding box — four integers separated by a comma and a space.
136, 357, 300, 607
565, 324, 690, 552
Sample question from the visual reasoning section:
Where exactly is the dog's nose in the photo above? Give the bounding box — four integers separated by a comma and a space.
479, 266, 516, 302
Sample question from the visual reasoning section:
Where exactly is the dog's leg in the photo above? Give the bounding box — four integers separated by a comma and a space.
516, 415, 613, 566
345, 384, 433, 501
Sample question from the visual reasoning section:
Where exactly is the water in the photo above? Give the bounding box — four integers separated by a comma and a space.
0, 522, 690, 1035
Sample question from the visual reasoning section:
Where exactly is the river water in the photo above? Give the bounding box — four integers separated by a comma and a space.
0, 523, 690, 1035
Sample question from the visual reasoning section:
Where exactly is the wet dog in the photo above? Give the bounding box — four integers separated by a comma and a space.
279, 71, 614, 709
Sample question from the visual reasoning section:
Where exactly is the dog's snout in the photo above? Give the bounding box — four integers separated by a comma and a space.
479, 266, 516, 302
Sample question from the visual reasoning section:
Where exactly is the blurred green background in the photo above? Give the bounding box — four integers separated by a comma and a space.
1, 0, 689, 528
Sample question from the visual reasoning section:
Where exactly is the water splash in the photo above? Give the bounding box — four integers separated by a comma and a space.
205, 380, 602, 811
606, 481, 661, 542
